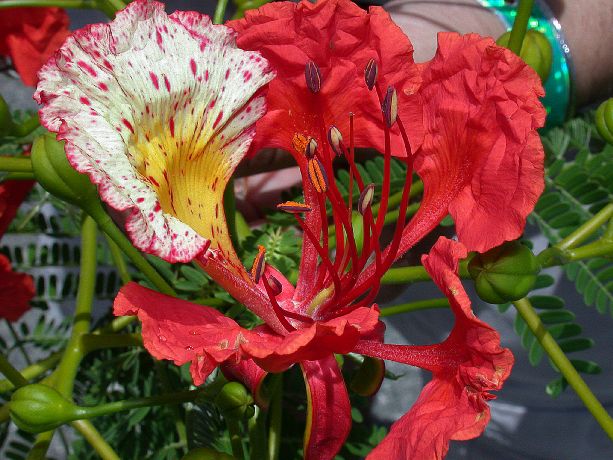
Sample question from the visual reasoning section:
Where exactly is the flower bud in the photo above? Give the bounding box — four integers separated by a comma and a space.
350, 357, 385, 397
10, 384, 82, 433
468, 241, 541, 304
595, 98, 613, 145
357, 183, 375, 215
364, 58, 378, 91
214, 381, 255, 420
31, 132, 99, 210
327, 125, 343, 157
181, 447, 235, 460
382, 86, 398, 128
305, 137, 318, 159
496, 30, 553, 83
305, 60, 322, 93
0, 94, 16, 137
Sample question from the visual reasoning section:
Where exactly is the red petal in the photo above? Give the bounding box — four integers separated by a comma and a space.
0, 255, 34, 322
0, 179, 35, 238
228, 0, 420, 157
301, 355, 351, 460
397, 33, 545, 255
0, 8, 69, 86
355, 237, 513, 459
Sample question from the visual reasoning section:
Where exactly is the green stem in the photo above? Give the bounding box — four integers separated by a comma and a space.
231, 0, 270, 20
3, 172, 35, 180
248, 406, 267, 460
154, 361, 188, 452
6, 320, 32, 365
71, 420, 120, 460
86, 202, 176, 296
513, 298, 613, 440
214, 0, 230, 24
54, 215, 97, 397
507, 0, 535, 55
101, 315, 136, 333
81, 333, 142, 353
380, 298, 450, 317
0, 354, 27, 388
268, 374, 282, 460
558, 203, 613, 250
381, 260, 470, 285
605, 216, 613, 241
226, 417, 245, 460
26, 431, 54, 460
0, 0, 95, 8
0, 156, 32, 173
104, 233, 131, 285
0, 352, 62, 393
566, 241, 613, 261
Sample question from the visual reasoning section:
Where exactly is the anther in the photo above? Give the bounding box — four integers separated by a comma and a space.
382, 86, 398, 128
267, 275, 283, 296
358, 183, 376, 215
364, 59, 378, 91
305, 61, 322, 93
307, 158, 328, 193
327, 125, 343, 157
277, 201, 312, 213
250, 245, 266, 284
305, 137, 318, 159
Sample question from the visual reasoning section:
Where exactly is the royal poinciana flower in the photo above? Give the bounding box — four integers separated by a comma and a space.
0, 7, 70, 86
35, 0, 545, 458
0, 179, 35, 321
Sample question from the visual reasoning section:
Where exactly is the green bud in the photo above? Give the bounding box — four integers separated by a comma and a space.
0, 94, 16, 137
350, 357, 385, 397
181, 447, 235, 460
469, 241, 540, 304
595, 98, 613, 145
31, 133, 100, 210
497, 30, 553, 83
9, 384, 82, 433
214, 382, 254, 420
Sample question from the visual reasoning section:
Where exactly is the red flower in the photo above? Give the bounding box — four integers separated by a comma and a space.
0, 179, 35, 321
0, 7, 69, 86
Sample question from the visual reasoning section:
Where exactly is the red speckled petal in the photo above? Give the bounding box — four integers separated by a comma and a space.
35, 0, 274, 264
301, 356, 351, 460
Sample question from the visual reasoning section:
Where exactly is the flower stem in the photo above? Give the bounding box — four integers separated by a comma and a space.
3, 172, 35, 180
268, 374, 282, 460
214, 0, 230, 24
6, 320, 32, 365
104, 233, 131, 285
0, 0, 95, 9
226, 417, 245, 460
248, 406, 267, 460
381, 260, 470, 284
507, 0, 535, 55
557, 203, 613, 250
513, 298, 613, 440
0, 354, 28, 388
0, 156, 32, 173
81, 333, 142, 353
380, 298, 450, 317
0, 352, 62, 393
26, 431, 54, 460
154, 361, 188, 452
70, 420, 120, 460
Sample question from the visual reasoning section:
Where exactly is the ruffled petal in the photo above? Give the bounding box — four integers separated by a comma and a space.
0, 7, 69, 86
36, 0, 274, 264
397, 32, 545, 256
0, 255, 34, 322
228, 0, 420, 157
355, 237, 513, 459
301, 355, 351, 460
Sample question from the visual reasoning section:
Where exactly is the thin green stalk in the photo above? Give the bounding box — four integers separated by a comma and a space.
104, 233, 131, 285
566, 241, 613, 261
86, 203, 176, 296
606, 216, 613, 240
26, 431, 54, 460
513, 298, 613, 440
54, 215, 97, 397
381, 260, 470, 284
214, 0, 230, 24
6, 320, 32, 365
231, 0, 270, 20
248, 406, 267, 460
226, 417, 245, 460
0, 354, 27, 388
0, 156, 32, 173
154, 361, 188, 451
557, 203, 613, 250
268, 374, 282, 460
380, 298, 450, 317
507, 0, 535, 55
102, 315, 137, 333
0, 0, 95, 8
81, 333, 142, 353
0, 352, 62, 393
3, 172, 35, 180
71, 420, 120, 460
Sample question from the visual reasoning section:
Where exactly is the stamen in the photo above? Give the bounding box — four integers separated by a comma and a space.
307, 158, 328, 193
250, 245, 266, 284
267, 274, 283, 296
357, 183, 375, 215
261, 274, 296, 332
305, 60, 322, 93
382, 86, 398, 128
277, 201, 312, 213
364, 59, 378, 91
305, 137, 318, 159
327, 125, 343, 157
